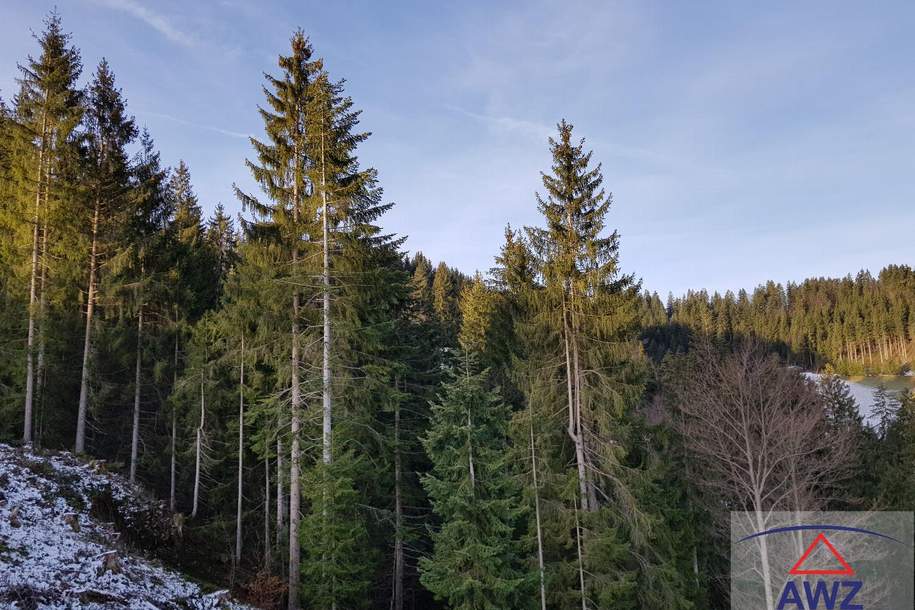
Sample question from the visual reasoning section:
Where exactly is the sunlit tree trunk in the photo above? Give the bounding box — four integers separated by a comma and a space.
23, 114, 48, 445
530, 406, 547, 610
192, 364, 205, 518
35, 220, 49, 448
129, 303, 143, 484
575, 500, 587, 610
236, 335, 245, 564
288, 150, 302, 610
76, 198, 101, 453
563, 291, 590, 513
321, 129, 332, 468
170, 328, 178, 512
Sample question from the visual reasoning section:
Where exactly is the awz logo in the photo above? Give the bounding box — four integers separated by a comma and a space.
777, 533, 861, 610
776, 580, 861, 610
739, 524, 906, 610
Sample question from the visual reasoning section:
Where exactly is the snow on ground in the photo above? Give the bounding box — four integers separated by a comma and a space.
0, 444, 251, 609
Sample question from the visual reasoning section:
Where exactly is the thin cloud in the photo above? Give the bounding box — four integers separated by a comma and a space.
90, 0, 196, 47
137, 110, 251, 139
445, 104, 552, 142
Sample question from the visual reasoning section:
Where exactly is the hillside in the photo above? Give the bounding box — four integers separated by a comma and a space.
0, 444, 251, 609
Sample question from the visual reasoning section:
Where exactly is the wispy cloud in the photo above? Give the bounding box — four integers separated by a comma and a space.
137, 110, 251, 139
90, 0, 196, 47
445, 104, 552, 142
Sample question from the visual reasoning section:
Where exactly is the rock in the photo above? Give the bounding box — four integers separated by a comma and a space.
63, 512, 80, 533
97, 551, 122, 575
9, 506, 21, 528
77, 588, 127, 605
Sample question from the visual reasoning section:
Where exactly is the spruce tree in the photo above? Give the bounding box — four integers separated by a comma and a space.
10, 11, 83, 444
818, 370, 861, 430
206, 203, 239, 290
300, 455, 376, 608
301, 65, 408, 610
458, 273, 498, 360
520, 120, 651, 608
117, 129, 171, 484
420, 359, 529, 609
432, 260, 462, 345
234, 31, 321, 607
75, 59, 137, 453
872, 384, 899, 439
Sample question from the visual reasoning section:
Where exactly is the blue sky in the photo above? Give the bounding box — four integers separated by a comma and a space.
2, 1, 912, 296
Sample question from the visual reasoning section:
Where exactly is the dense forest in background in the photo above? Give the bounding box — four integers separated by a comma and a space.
640, 266, 915, 375
1, 13, 914, 610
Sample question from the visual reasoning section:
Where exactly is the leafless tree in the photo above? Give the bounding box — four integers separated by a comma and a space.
663, 341, 856, 610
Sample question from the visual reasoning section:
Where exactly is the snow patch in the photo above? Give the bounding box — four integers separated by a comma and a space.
0, 444, 253, 609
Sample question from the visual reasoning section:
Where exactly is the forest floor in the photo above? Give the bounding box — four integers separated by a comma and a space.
0, 443, 252, 609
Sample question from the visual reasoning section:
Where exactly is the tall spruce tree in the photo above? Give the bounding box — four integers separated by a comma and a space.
297, 46, 407, 610
420, 359, 529, 609
10, 12, 83, 444
75, 59, 137, 453
234, 30, 324, 608
520, 120, 654, 608
118, 129, 170, 484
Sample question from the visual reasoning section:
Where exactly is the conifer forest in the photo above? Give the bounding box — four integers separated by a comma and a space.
0, 10, 914, 610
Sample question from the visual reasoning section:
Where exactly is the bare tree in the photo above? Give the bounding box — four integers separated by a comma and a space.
664, 341, 855, 610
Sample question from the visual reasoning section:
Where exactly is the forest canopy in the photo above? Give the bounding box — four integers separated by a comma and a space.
0, 12, 913, 610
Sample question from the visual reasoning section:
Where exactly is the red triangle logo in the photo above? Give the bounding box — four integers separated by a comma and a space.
789, 533, 854, 576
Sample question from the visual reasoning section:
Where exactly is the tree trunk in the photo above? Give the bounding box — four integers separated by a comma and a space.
288, 148, 302, 610
754, 503, 775, 610
575, 500, 587, 610
264, 456, 271, 570
572, 333, 597, 511
393, 390, 404, 610
33, 197, 51, 446
32, 122, 53, 448
530, 407, 547, 610
236, 335, 245, 565
467, 410, 476, 490
288, 293, 301, 609
76, 200, 101, 453
23, 114, 48, 445
321, 129, 332, 468
129, 304, 143, 485
35, 221, 49, 448
564, 295, 590, 513
170, 327, 178, 513
192, 365, 205, 518
276, 436, 284, 548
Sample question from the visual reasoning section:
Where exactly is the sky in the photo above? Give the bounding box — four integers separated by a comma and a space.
1, 0, 913, 296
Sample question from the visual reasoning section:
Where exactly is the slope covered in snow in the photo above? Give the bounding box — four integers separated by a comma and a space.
0, 444, 252, 609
